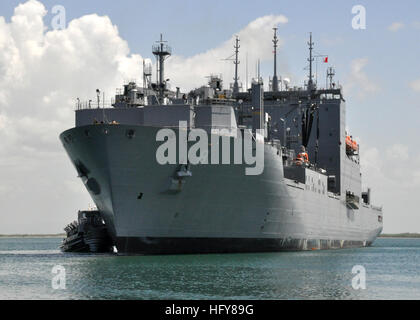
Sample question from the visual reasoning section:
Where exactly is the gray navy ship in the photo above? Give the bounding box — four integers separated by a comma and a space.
60, 30, 383, 254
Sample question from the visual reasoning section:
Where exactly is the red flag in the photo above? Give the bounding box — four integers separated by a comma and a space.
323, 57, 328, 63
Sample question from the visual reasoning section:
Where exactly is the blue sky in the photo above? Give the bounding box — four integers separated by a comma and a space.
0, 0, 419, 233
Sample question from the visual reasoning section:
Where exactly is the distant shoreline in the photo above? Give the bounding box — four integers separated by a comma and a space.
0, 234, 65, 238
0, 233, 419, 239
379, 233, 420, 238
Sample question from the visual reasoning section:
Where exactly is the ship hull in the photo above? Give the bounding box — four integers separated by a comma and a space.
60, 124, 383, 254
116, 237, 373, 254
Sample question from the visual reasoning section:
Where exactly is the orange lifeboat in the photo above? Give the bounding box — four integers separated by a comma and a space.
346, 135, 358, 153
352, 139, 358, 151
345, 135, 352, 151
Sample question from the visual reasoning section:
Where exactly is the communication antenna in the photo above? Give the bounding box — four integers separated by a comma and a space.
96, 89, 100, 108
143, 60, 146, 89
255, 60, 257, 79
246, 52, 248, 91
307, 32, 314, 91
327, 67, 335, 89
143, 59, 152, 89
97, 89, 108, 123
232, 36, 240, 95
313, 52, 328, 88
272, 26, 279, 92
222, 36, 240, 95
257, 59, 260, 81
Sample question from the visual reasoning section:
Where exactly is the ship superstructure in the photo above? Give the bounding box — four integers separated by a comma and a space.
60, 32, 383, 254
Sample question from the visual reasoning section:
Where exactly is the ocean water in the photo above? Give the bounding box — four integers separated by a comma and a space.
0, 237, 419, 300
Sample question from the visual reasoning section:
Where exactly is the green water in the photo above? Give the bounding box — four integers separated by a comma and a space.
0, 237, 419, 299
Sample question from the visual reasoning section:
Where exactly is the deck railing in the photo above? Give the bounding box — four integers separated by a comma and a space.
75, 99, 115, 111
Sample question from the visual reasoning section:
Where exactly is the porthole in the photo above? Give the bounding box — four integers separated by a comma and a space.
126, 129, 135, 139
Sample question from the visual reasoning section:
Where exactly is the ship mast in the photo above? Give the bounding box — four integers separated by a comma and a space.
232, 36, 240, 96
152, 34, 171, 101
307, 32, 314, 91
272, 27, 279, 92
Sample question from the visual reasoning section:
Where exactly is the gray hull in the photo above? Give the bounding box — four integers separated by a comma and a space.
60, 124, 383, 254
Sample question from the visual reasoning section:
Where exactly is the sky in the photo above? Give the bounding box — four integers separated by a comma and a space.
0, 0, 419, 234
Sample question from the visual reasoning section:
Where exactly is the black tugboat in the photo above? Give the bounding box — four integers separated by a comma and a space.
60, 210, 114, 253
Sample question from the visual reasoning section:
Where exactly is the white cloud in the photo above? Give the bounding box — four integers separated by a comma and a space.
166, 15, 288, 91
0, 0, 143, 233
344, 58, 380, 99
320, 35, 343, 47
387, 22, 404, 32
409, 79, 420, 92
385, 144, 409, 161
361, 143, 420, 233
